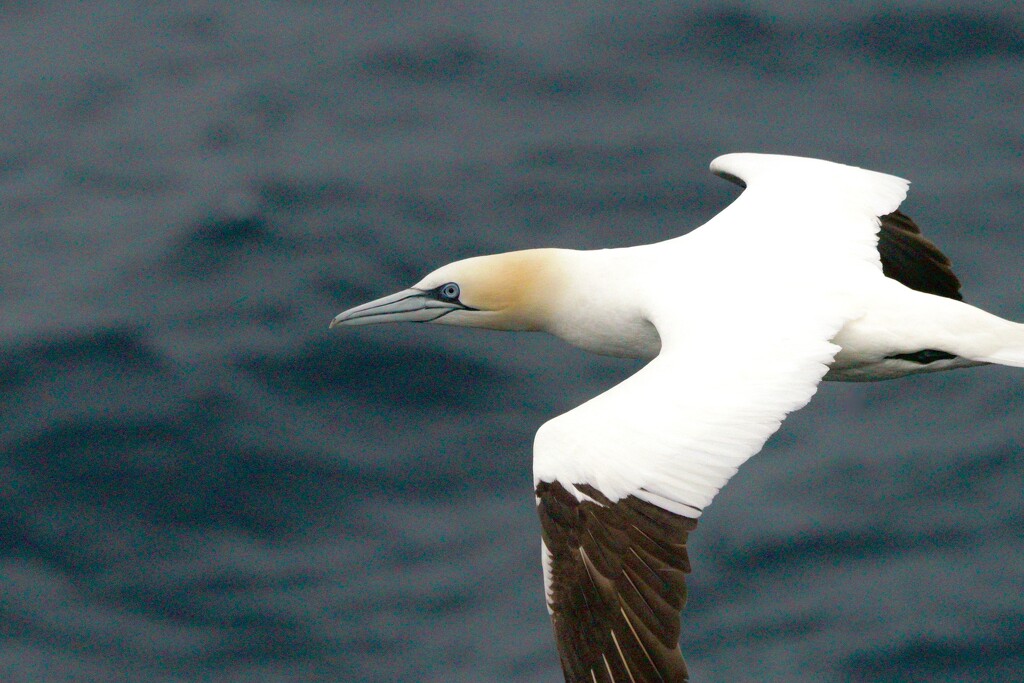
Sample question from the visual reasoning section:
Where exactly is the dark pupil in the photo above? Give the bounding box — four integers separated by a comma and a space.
441, 284, 459, 300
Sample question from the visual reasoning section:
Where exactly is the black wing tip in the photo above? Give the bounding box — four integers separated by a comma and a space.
878, 210, 964, 301
537, 480, 697, 683
713, 169, 747, 189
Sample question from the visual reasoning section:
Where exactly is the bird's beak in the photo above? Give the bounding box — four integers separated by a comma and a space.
330, 288, 463, 328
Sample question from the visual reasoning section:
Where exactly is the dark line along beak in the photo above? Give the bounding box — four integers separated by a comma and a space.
329, 288, 466, 328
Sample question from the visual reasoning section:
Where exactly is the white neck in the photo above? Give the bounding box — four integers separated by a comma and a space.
541, 249, 662, 359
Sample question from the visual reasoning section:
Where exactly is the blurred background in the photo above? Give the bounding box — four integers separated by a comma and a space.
1, 1, 1022, 681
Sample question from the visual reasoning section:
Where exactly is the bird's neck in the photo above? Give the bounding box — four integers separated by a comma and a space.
541, 249, 662, 360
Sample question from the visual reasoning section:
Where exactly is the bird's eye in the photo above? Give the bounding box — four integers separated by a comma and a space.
439, 283, 460, 300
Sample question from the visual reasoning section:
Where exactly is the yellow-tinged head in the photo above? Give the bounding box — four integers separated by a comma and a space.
330, 249, 565, 331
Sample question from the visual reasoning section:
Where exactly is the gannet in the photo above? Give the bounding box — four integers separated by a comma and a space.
330, 153, 1024, 682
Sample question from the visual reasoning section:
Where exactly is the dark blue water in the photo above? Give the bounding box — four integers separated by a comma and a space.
1, 3, 1022, 681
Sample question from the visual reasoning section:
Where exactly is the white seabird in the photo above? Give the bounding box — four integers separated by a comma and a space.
330, 153, 1024, 682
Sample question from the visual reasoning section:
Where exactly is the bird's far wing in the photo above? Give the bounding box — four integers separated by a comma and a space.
714, 158, 961, 301
534, 291, 848, 682
702, 153, 910, 274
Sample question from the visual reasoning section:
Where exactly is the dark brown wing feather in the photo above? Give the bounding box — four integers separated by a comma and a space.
878, 211, 962, 300
537, 481, 698, 683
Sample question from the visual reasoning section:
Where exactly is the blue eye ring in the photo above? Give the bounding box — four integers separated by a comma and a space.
439, 283, 460, 301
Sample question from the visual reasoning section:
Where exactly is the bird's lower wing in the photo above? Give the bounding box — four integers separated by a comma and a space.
533, 288, 858, 682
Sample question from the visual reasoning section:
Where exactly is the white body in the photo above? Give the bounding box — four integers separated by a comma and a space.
541, 243, 1011, 380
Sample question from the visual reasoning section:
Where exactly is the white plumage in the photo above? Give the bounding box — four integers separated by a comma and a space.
532, 153, 1018, 513
332, 153, 1024, 683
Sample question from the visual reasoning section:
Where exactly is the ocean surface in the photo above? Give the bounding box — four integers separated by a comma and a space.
1, 2, 1022, 681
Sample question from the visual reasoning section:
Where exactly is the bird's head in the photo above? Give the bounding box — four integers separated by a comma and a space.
330, 249, 563, 331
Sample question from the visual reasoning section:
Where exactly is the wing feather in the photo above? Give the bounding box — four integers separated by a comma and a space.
878, 210, 962, 300
538, 481, 695, 682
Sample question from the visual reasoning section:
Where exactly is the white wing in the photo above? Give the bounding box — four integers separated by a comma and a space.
533, 154, 908, 682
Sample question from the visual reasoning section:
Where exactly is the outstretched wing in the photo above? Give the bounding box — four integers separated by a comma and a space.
534, 304, 841, 683
533, 154, 910, 682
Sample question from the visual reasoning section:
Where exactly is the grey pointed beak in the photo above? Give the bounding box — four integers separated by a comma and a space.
329, 288, 462, 328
